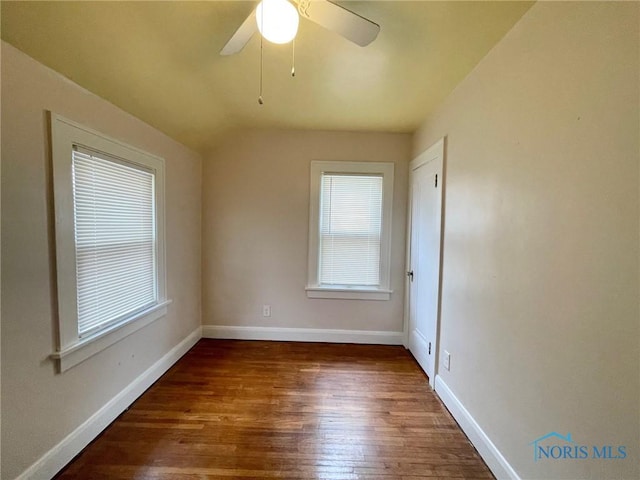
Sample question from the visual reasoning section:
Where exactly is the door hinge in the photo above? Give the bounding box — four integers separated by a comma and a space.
407, 270, 414, 282
428, 342, 431, 355
435, 174, 438, 188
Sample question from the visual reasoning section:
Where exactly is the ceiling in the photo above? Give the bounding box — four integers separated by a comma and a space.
1, 1, 533, 153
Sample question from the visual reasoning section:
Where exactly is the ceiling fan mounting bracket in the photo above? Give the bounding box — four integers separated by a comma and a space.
296, 0, 311, 19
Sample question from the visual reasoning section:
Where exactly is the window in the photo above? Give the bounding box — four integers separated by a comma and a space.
319, 174, 383, 286
306, 161, 394, 300
50, 114, 169, 372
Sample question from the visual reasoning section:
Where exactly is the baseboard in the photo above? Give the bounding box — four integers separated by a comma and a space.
202, 325, 404, 345
15, 326, 202, 480
434, 375, 520, 480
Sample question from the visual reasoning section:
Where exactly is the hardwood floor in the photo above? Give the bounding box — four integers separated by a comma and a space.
56, 340, 493, 479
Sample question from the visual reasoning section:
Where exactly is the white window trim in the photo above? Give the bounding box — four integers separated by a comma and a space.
50, 113, 169, 372
306, 161, 394, 300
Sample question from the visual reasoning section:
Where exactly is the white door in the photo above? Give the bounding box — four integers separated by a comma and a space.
407, 139, 444, 386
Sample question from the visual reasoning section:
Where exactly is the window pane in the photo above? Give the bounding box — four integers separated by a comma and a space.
319, 174, 383, 286
72, 149, 157, 336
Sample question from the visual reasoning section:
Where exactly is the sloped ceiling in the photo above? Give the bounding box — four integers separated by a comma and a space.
1, 1, 533, 153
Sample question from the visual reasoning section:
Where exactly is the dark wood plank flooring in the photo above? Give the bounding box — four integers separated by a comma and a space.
56, 340, 493, 479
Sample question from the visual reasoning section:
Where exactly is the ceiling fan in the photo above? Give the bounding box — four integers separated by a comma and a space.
220, 0, 380, 55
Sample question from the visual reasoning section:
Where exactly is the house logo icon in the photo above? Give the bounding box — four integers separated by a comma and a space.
529, 432, 575, 462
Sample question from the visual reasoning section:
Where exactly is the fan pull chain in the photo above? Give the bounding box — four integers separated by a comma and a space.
291, 39, 296, 77
258, 12, 264, 105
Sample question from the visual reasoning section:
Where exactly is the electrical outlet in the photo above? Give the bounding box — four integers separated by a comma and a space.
262, 304, 271, 317
443, 350, 451, 371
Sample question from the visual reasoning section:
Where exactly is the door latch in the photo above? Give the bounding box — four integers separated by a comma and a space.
407, 270, 414, 282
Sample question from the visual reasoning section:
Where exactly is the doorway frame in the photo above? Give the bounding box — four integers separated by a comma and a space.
403, 137, 446, 388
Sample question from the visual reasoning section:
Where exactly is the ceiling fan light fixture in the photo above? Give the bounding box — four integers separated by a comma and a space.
256, 0, 299, 45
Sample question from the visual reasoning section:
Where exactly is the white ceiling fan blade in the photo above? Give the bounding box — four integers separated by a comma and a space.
220, 8, 258, 56
304, 0, 380, 47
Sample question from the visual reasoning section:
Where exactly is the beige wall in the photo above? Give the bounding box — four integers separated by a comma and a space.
413, 2, 639, 479
1, 42, 202, 479
202, 129, 410, 333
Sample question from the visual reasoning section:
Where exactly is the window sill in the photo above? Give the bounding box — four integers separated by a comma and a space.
305, 286, 391, 300
51, 300, 172, 372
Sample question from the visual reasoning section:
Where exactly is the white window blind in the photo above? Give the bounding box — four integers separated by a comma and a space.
72, 147, 157, 337
319, 174, 383, 286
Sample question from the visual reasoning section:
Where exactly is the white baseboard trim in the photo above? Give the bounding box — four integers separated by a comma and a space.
202, 325, 404, 345
15, 326, 202, 480
434, 375, 520, 480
